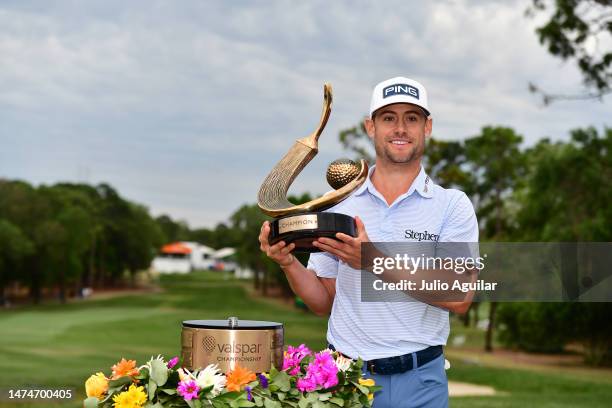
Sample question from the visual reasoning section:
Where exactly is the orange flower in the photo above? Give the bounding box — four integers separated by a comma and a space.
225, 364, 256, 392
111, 358, 139, 379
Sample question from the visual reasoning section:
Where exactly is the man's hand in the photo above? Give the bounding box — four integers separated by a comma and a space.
312, 216, 369, 269
259, 221, 296, 267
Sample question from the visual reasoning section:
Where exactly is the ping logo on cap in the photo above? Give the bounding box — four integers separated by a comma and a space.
383, 84, 419, 99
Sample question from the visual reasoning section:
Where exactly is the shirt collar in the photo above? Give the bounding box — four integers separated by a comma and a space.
354, 164, 434, 199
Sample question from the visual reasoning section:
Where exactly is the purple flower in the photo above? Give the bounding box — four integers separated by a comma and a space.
167, 356, 179, 369
245, 386, 252, 401
177, 379, 199, 401
258, 373, 268, 389
297, 351, 338, 392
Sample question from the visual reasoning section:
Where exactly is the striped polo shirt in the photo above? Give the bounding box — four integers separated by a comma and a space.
307, 165, 479, 360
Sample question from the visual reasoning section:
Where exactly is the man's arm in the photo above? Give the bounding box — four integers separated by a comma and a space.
259, 221, 336, 316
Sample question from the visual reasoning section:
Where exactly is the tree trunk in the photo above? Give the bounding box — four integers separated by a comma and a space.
485, 302, 497, 352
262, 268, 268, 296
58, 267, 67, 304
462, 303, 471, 327
29, 257, 41, 304
485, 186, 503, 351
253, 262, 261, 290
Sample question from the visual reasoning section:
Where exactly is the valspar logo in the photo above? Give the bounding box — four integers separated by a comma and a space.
216, 342, 262, 356
383, 84, 419, 99
202, 336, 216, 354
405, 229, 439, 242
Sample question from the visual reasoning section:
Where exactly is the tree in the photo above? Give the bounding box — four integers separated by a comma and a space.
527, 0, 612, 103
464, 126, 527, 352
0, 219, 34, 305
501, 127, 612, 365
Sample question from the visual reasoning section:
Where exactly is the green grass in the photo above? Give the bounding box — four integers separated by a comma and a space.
0, 272, 611, 407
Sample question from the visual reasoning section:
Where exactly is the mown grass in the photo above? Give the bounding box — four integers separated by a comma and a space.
0, 271, 610, 407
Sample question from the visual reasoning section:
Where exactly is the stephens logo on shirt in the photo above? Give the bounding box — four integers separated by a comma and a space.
404, 229, 440, 242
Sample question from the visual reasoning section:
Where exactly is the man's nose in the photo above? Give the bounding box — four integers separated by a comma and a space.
394, 120, 408, 135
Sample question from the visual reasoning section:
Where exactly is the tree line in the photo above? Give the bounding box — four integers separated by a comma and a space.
0, 182, 168, 304
0, 178, 307, 306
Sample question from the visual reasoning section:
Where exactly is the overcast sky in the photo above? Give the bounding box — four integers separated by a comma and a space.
1, 0, 610, 228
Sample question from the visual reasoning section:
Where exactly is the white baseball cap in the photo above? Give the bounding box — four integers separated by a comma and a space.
369, 76, 430, 118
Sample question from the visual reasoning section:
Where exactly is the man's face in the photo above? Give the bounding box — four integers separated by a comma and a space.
365, 103, 432, 165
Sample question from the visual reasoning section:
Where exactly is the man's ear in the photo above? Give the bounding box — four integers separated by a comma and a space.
364, 117, 375, 139
424, 117, 433, 138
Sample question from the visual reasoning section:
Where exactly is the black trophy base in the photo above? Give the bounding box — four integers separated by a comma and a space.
269, 212, 356, 253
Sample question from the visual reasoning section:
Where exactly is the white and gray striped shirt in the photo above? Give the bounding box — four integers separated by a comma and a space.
307, 165, 479, 360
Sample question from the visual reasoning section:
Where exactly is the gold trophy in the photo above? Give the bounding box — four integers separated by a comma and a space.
257, 84, 368, 253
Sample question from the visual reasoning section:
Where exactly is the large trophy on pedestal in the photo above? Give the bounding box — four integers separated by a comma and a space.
258, 84, 368, 253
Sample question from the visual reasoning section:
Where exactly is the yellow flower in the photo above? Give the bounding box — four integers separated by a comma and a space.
359, 378, 375, 401
85, 372, 108, 399
359, 378, 375, 387
112, 384, 147, 408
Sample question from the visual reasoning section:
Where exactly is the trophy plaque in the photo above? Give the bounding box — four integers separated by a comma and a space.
181, 317, 283, 373
257, 84, 368, 253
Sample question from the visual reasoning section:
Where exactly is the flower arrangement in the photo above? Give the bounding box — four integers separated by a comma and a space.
83, 345, 380, 408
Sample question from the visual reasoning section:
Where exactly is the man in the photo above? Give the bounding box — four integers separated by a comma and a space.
259, 77, 478, 407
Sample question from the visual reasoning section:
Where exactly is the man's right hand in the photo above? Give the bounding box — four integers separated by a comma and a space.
259, 221, 296, 267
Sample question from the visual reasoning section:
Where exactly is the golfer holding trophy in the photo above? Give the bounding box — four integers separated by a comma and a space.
258, 78, 478, 407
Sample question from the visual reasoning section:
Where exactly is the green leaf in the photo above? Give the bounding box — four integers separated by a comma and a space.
305, 393, 318, 402
149, 359, 169, 386
108, 376, 132, 388
263, 399, 281, 408
329, 397, 345, 406
351, 383, 369, 395
271, 371, 291, 392
83, 397, 100, 408
148, 379, 158, 400
317, 392, 331, 401
160, 388, 177, 395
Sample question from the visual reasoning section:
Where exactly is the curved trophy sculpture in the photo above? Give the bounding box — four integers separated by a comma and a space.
257, 83, 368, 253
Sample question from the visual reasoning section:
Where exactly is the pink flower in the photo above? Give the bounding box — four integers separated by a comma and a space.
297, 376, 317, 392
167, 357, 179, 369
177, 379, 200, 401
296, 351, 338, 392
282, 344, 312, 375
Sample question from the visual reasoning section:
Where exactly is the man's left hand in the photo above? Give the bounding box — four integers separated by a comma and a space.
312, 216, 369, 269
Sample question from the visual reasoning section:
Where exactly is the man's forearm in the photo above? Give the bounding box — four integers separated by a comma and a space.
280, 257, 334, 316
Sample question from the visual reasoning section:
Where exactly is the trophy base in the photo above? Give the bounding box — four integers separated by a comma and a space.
269, 212, 356, 253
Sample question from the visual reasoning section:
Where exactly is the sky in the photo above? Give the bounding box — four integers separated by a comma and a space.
1, 0, 610, 228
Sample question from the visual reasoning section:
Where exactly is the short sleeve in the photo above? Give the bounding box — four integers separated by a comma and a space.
437, 192, 479, 259
439, 192, 479, 242
307, 252, 339, 278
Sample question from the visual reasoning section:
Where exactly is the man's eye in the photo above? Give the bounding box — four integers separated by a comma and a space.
408, 115, 418, 122
383, 116, 394, 121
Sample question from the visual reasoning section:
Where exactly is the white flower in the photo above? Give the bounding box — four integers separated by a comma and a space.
177, 367, 195, 382
335, 355, 352, 372
195, 364, 226, 397
444, 359, 451, 370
